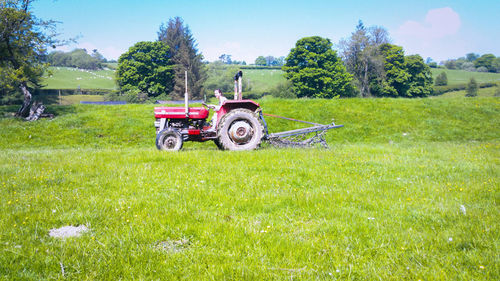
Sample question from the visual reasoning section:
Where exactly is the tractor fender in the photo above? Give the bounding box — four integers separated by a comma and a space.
217, 100, 260, 124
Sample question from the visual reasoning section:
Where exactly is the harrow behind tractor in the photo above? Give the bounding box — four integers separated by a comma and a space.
154, 71, 343, 151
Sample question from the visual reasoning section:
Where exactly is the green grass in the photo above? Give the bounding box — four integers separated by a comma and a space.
431, 69, 500, 85
244, 69, 286, 92
42, 67, 116, 90
0, 98, 498, 280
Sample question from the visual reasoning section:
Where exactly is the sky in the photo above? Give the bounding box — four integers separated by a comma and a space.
32, 0, 500, 63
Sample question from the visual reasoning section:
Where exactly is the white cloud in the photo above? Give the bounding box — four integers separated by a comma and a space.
393, 7, 465, 61
397, 7, 460, 39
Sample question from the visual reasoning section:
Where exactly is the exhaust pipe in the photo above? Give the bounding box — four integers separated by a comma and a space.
184, 71, 189, 117
233, 71, 243, 100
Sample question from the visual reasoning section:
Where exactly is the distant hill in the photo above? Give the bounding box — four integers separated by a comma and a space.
41, 67, 116, 90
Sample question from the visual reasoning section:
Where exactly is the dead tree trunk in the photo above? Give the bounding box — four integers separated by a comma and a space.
16, 82, 32, 117
26, 101, 45, 121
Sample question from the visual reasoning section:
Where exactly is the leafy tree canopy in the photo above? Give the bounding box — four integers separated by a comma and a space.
255, 56, 266, 66
404, 54, 433, 97
0, 0, 59, 112
283, 36, 354, 98
46, 48, 105, 70
116, 41, 174, 97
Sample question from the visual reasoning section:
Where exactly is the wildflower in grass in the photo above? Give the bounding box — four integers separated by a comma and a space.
448, 237, 453, 242
479, 265, 485, 270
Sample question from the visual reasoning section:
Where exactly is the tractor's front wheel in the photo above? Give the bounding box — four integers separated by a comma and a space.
156, 129, 183, 151
217, 109, 263, 151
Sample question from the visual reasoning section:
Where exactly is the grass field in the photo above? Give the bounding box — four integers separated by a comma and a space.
430, 68, 500, 85
244, 69, 286, 92
42, 67, 116, 90
0, 98, 498, 279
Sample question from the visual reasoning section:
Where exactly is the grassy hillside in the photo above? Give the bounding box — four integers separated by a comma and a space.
430, 68, 500, 85
1, 98, 498, 149
244, 69, 286, 92
42, 67, 116, 89
0, 98, 498, 279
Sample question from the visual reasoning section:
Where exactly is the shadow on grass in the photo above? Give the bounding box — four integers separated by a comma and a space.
0, 104, 77, 119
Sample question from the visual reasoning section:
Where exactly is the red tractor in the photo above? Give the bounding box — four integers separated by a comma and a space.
154, 71, 343, 151
154, 100, 264, 151
154, 71, 265, 151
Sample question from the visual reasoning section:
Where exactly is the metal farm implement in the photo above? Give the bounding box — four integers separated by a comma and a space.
154, 71, 343, 151
260, 113, 343, 149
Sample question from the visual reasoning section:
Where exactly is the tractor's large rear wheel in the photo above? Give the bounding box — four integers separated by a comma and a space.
156, 129, 183, 151
217, 109, 263, 151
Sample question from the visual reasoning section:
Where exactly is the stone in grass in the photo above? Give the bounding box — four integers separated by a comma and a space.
49, 225, 89, 239
153, 239, 190, 253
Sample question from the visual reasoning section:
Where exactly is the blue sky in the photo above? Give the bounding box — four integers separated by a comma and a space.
33, 0, 500, 63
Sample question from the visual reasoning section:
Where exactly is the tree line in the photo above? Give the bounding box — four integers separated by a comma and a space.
438, 53, 500, 73
45, 49, 107, 70
1, 0, 494, 114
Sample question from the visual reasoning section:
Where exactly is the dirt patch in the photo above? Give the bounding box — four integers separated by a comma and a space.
153, 239, 190, 253
49, 225, 89, 238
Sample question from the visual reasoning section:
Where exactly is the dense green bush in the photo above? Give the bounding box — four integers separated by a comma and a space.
466, 78, 478, 97
269, 81, 296, 98
434, 71, 448, 86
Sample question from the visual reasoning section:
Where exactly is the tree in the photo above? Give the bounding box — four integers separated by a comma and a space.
474, 54, 496, 72
339, 21, 390, 97
466, 53, 479, 62
377, 43, 409, 97
404, 54, 433, 97
265, 56, 276, 66
434, 71, 448, 86
46, 48, 103, 69
465, 77, 478, 97
218, 54, 232, 64
158, 17, 207, 99
116, 41, 174, 97
203, 61, 251, 96
255, 56, 266, 66
91, 49, 106, 63
444, 60, 457, 70
0, 0, 59, 116
283, 36, 354, 98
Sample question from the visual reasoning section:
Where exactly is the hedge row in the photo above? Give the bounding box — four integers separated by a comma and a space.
239, 66, 282, 70
432, 82, 498, 96
34, 89, 119, 96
